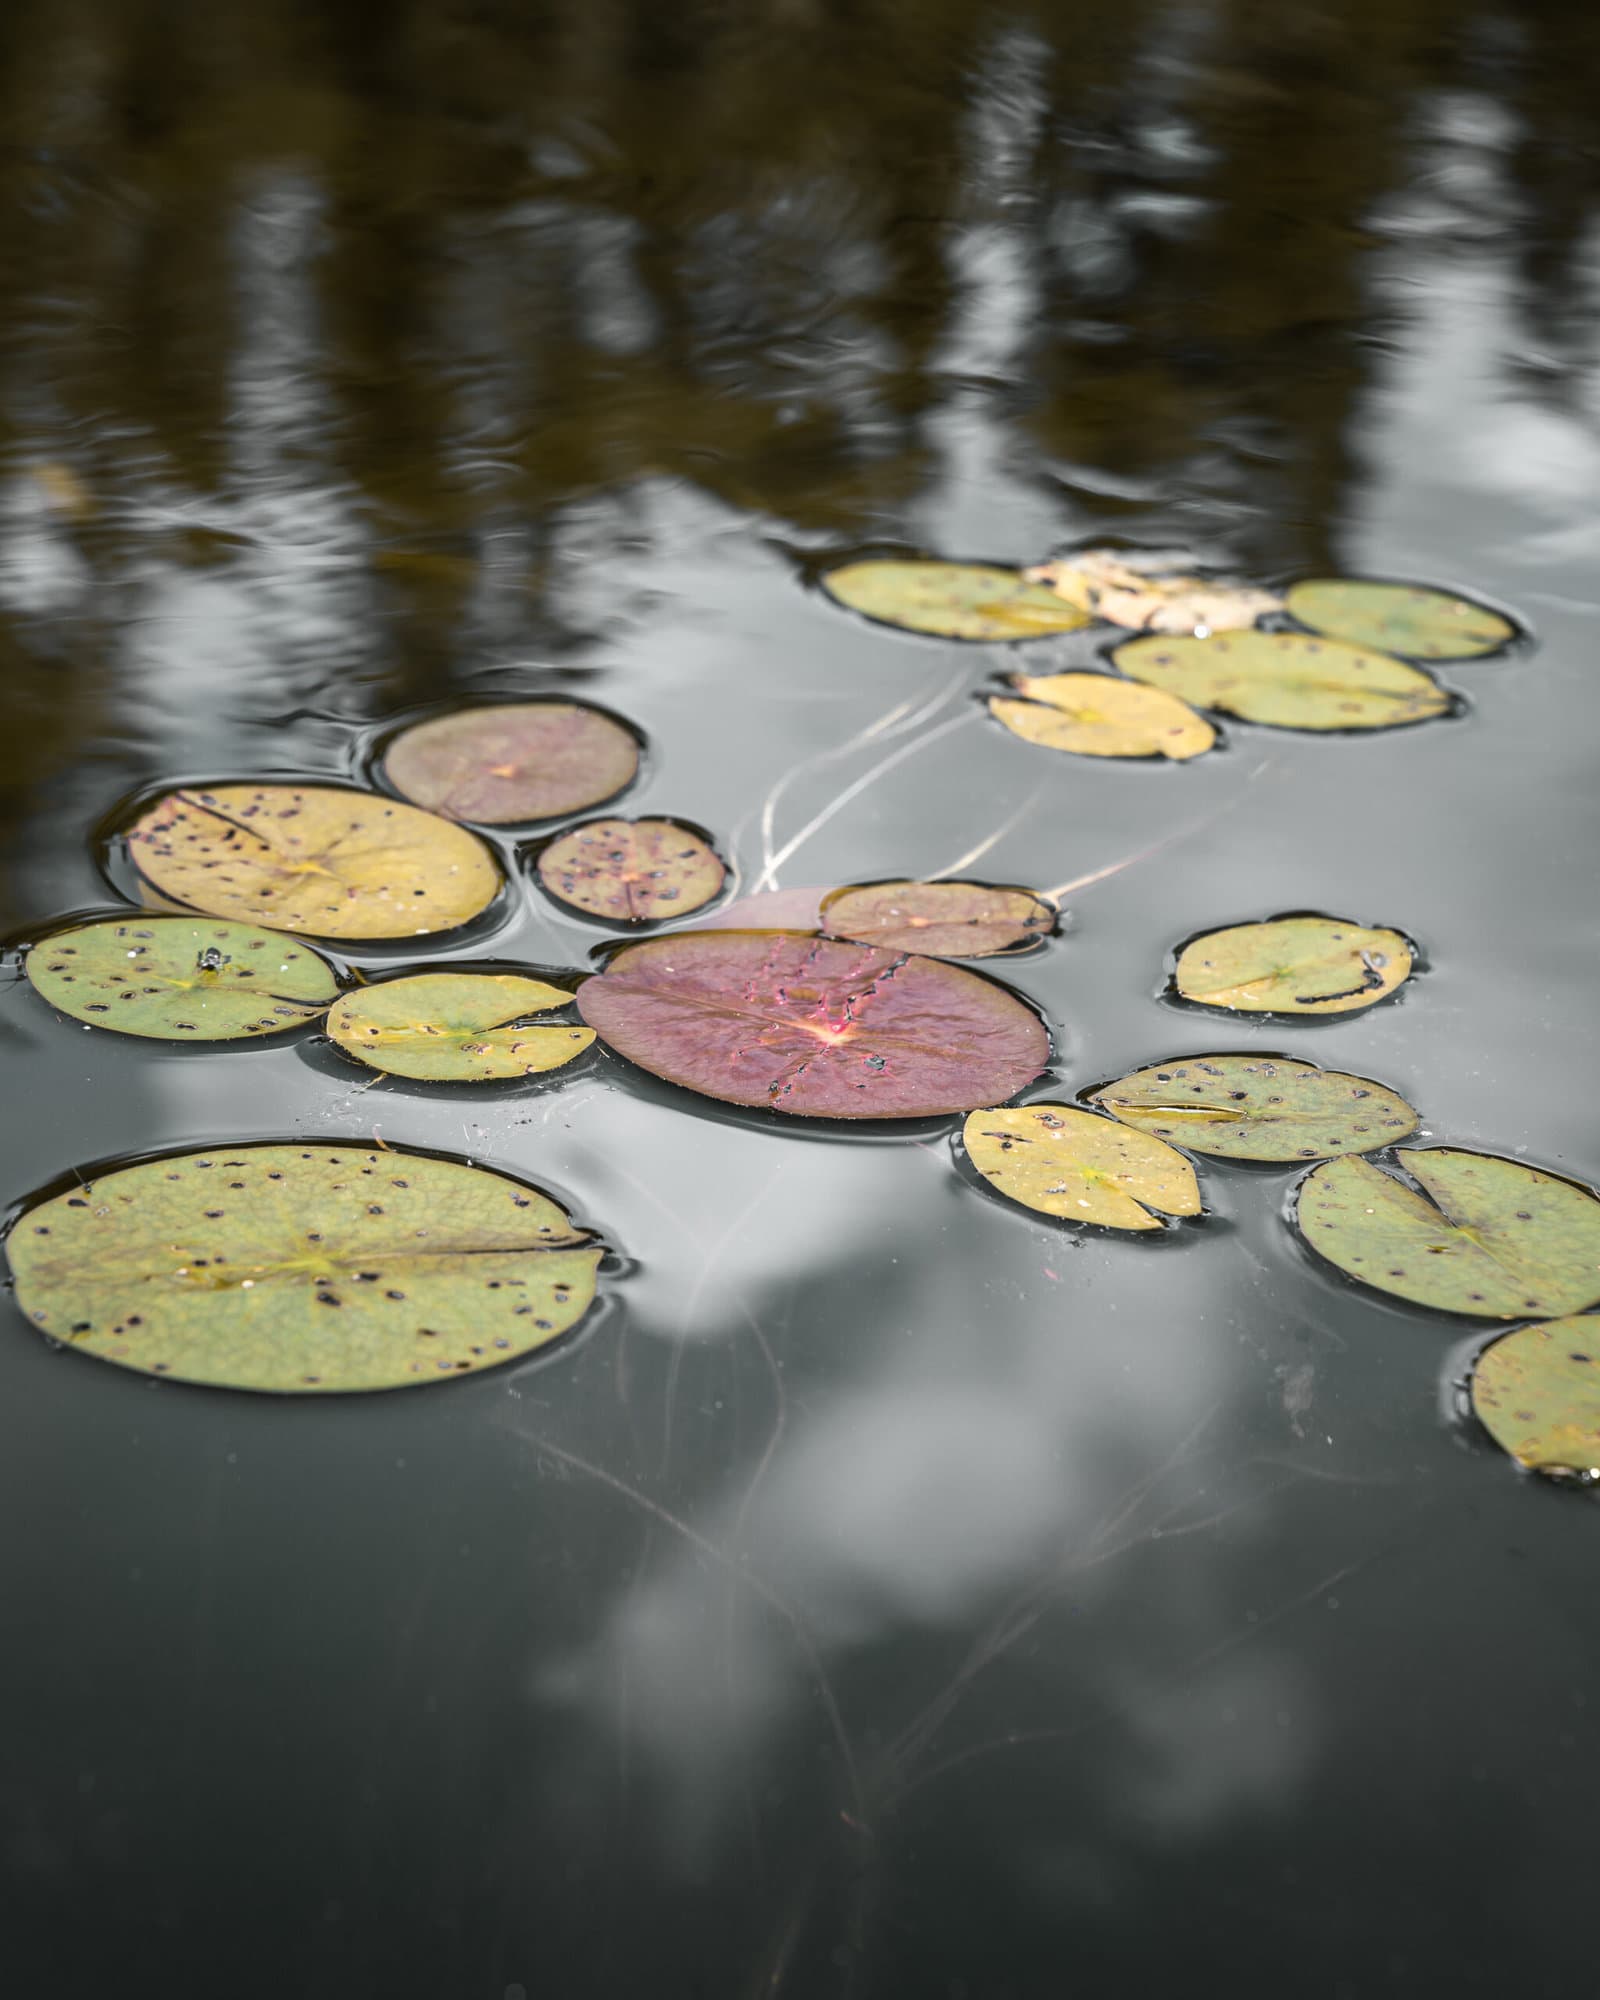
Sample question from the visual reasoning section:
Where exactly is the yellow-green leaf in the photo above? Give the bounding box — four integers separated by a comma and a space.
991, 673, 1215, 760
1174, 916, 1412, 1016
1286, 579, 1514, 660
963, 1104, 1201, 1230
1112, 629, 1450, 730
821, 561, 1091, 641
1471, 1319, 1600, 1479
1091, 1054, 1417, 1160
327, 973, 594, 1081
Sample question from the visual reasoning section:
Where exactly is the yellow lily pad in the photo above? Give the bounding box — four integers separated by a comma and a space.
327, 974, 594, 1081
962, 1104, 1201, 1230
1090, 1054, 1417, 1160
1470, 1319, 1600, 1480
124, 785, 500, 940
1174, 916, 1413, 1016
821, 561, 1092, 641
991, 673, 1215, 761
1286, 579, 1514, 660
1024, 549, 1281, 633
1112, 629, 1450, 730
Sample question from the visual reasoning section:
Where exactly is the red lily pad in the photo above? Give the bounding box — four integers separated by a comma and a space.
383, 702, 639, 825
536, 817, 727, 924
576, 930, 1048, 1120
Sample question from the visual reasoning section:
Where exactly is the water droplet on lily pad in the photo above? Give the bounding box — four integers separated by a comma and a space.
991, 672, 1215, 760
1295, 1150, 1600, 1319
1112, 629, 1450, 730
535, 817, 726, 924
577, 931, 1048, 1119
327, 973, 594, 1081
818, 880, 1055, 957
821, 561, 1091, 641
383, 701, 640, 824
1090, 1054, 1417, 1160
124, 785, 500, 940
1286, 579, 1515, 661
963, 1104, 1200, 1229
1470, 1319, 1600, 1480
1174, 916, 1413, 1016
4, 1143, 603, 1393
26, 917, 338, 1040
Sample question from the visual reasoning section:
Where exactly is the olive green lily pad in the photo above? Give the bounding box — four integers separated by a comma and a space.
125, 785, 500, 940
536, 818, 726, 923
1174, 916, 1413, 1016
1112, 629, 1450, 730
26, 917, 338, 1040
383, 702, 640, 824
1295, 1150, 1600, 1319
1286, 579, 1514, 661
1089, 1055, 1417, 1161
327, 974, 595, 1081
991, 673, 1215, 760
963, 1104, 1201, 1230
821, 561, 1092, 641
4, 1143, 603, 1393
819, 880, 1055, 957
1470, 1319, 1600, 1479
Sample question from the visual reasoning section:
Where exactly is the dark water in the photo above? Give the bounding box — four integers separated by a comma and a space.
3, 4, 1599, 1994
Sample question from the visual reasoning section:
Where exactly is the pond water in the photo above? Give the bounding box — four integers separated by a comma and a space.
2, 2, 1598, 1993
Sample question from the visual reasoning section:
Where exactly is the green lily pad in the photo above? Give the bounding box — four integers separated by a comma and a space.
4, 1143, 602, 1393
962, 1104, 1201, 1230
1470, 1319, 1600, 1479
382, 701, 640, 824
1295, 1150, 1600, 1318
1286, 579, 1514, 660
819, 880, 1055, 957
821, 560, 1092, 641
327, 973, 594, 1081
1174, 916, 1413, 1016
1112, 629, 1450, 730
125, 785, 500, 940
1089, 1055, 1417, 1161
536, 818, 726, 923
26, 917, 338, 1040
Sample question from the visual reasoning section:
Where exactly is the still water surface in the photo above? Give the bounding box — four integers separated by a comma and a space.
2, 3, 1598, 1993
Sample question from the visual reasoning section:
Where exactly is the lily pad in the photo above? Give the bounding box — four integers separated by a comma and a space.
125, 785, 500, 940
536, 818, 726, 923
821, 560, 1091, 641
4, 1143, 602, 1393
382, 702, 640, 824
577, 931, 1048, 1119
1174, 916, 1413, 1016
992, 673, 1215, 760
1286, 579, 1514, 661
963, 1104, 1200, 1230
1295, 1150, 1600, 1318
26, 917, 338, 1040
818, 880, 1055, 957
1470, 1320, 1600, 1478
1089, 1055, 1417, 1161
1112, 629, 1450, 730
1024, 550, 1281, 634
327, 974, 594, 1081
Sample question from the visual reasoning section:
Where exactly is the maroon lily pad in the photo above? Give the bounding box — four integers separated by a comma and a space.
576, 931, 1049, 1119
383, 702, 639, 824
818, 879, 1055, 957
536, 817, 726, 923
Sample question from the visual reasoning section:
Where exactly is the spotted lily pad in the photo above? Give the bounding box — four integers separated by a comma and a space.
992, 673, 1215, 760
1286, 580, 1514, 661
327, 974, 594, 1081
536, 818, 726, 923
1112, 630, 1450, 730
125, 786, 500, 940
26, 917, 338, 1040
383, 702, 640, 824
1089, 1055, 1417, 1161
819, 880, 1055, 957
821, 561, 1091, 641
963, 1104, 1200, 1229
1174, 916, 1412, 1015
1470, 1320, 1600, 1479
1295, 1151, 1600, 1318
577, 931, 1048, 1119
4, 1143, 602, 1393
1024, 551, 1281, 633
